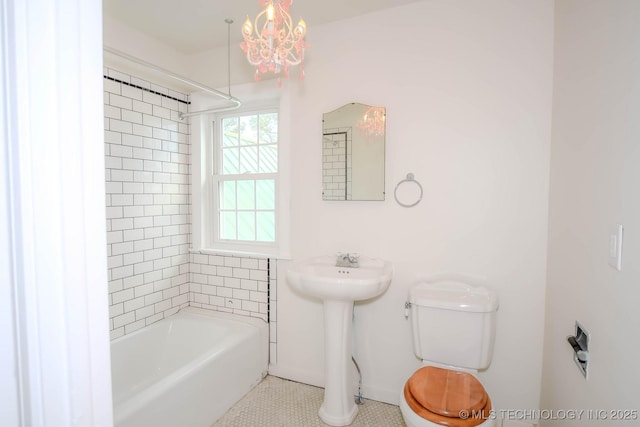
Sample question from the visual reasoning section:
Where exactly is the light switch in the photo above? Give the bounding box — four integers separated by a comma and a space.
608, 224, 623, 271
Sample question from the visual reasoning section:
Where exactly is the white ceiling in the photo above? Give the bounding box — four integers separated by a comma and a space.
104, 0, 423, 54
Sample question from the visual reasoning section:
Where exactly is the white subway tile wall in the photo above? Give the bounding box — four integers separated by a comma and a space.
104, 68, 192, 339
104, 69, 275, 355
188, 254, 268, 319
322, 127, 352, 200
269, 260, 278, 364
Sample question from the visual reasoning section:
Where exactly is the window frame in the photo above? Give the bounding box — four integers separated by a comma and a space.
214, 109, 279, 246
206, 106, 285, 256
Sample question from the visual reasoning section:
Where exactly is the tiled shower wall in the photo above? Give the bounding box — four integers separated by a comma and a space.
104, 68, 192, 339
189, 253, 276, 362
322, 127, 352, 200
104, 68, 276, 358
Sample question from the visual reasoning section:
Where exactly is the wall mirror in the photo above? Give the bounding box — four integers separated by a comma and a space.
322, 103, 386, 201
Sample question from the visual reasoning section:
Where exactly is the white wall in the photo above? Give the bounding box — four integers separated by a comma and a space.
273, 0, 554, 412
103, 13, 191, 86
541, 0, 640, 424
186, 43, 257, 91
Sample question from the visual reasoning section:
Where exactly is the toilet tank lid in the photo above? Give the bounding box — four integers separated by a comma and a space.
410, 281, 498, 312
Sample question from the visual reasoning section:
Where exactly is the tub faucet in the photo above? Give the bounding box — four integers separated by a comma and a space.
336, 252, 359, 268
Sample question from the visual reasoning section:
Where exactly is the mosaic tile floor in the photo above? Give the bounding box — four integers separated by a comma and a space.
212, 375, 406, 427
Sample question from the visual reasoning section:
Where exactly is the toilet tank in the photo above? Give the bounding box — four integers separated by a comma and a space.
409, 280, 498, 370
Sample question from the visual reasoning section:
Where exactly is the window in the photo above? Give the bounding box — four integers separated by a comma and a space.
212, 110, 279, 249
192, 97, 289, 258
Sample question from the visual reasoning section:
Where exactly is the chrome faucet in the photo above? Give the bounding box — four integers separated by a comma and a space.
336, 252, 360, 268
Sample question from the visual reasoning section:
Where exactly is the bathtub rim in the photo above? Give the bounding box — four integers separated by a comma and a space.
110, 306, 269, 347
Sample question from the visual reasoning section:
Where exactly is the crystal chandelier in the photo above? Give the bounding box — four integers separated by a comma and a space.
241, 0, 307, 85
358, 106, 386, 138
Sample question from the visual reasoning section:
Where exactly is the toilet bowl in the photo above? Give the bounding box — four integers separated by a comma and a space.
400, 280, 499, 427
400, 366, 494, 427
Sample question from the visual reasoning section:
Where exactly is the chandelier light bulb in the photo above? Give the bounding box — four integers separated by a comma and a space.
295, 18, 306, 37
242, 17, 253, 36
266, 3, 275, 21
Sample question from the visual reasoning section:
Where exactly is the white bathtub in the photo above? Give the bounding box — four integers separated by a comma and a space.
111, 307, 268, 427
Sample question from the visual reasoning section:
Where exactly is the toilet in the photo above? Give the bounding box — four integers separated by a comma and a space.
400, 280, 499, 427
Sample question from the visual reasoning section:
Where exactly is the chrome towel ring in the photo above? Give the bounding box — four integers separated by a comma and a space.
394, 173, 423, 208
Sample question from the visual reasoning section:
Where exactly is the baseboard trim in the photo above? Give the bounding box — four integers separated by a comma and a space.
268, 363, 401, 406
268, 364, 324, 388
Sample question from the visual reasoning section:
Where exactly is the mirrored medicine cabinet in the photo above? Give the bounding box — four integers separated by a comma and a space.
322, 103, 386, 201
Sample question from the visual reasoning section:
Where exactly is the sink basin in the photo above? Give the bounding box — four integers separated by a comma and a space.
286, 255, 393, 426
287, 255, 392, 302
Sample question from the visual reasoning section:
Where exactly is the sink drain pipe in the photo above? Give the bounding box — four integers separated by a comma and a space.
352, 307, 364, 405
352, 356, 364, 405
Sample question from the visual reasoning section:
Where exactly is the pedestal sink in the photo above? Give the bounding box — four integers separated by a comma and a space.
287, 255, 393, 426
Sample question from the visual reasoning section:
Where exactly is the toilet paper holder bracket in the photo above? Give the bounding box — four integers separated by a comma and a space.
567, 321, 590, 379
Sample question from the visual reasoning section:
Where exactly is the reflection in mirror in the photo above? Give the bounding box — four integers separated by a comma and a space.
322, 103, 386, 201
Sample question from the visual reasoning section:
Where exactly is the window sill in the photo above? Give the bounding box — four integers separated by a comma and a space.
190, 247, 291, 260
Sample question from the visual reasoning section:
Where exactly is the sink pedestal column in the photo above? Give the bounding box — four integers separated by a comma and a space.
318, 300, 357, 426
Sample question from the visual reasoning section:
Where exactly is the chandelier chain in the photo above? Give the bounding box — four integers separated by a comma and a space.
224, 18, 233, 96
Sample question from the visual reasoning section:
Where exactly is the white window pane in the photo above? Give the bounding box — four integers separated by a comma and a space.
220, 212, 236, 240
240, 115, 258, 145
238, 212, 256, 240
220, 181, 236, 209
239, 146, 258, 174
256, 212, 275, 242
222, 148, 239, 174
222, 117, 239, 147
258, 145, 278, 173
237, 180, 255, 209
256, 179, 274, 210
259, 113, 278, 144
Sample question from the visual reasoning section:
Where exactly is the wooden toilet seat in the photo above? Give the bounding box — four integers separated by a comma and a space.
404, 366, 492, 427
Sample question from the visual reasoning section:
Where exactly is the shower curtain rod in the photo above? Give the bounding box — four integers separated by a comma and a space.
103, 46, 242, 119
